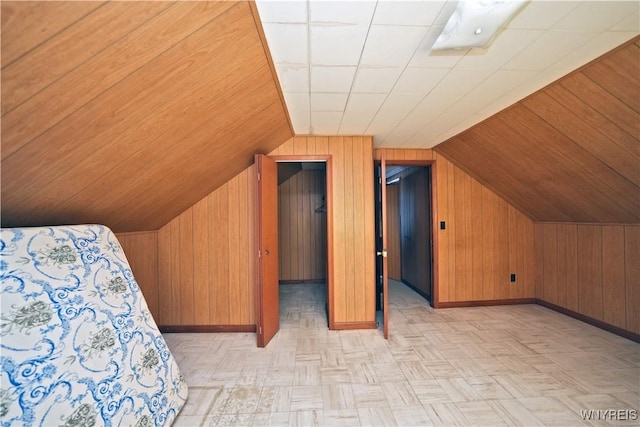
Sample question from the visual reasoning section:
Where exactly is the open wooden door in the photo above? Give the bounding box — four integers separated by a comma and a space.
255, 154, 279, 347
375, 154, 389, 339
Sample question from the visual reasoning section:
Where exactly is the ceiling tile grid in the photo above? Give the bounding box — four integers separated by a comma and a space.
256, 0, 640, 147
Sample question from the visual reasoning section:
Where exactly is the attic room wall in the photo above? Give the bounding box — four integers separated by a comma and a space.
278, 169, 327, 283
375, 149, 535, 305
534, 224, 640, 336
151, 136, 375, 329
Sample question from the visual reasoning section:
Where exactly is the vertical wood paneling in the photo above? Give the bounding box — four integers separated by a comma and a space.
602, 226, 626, 328
386, 184, 402, 280
543, 224, 558, 304
228, 177, 242, 324
179, 212, 194, 325
278, 169, 327, 282
157, 226, 171, 325
392, 151, 537, 305
536, 223, 638, 335
363, 140, 376, 321
625, 226, 640, 334
192, 198, 209, 324
577, 225, 603, 321
116, 231, 158, 320
169, 220, 181, 325
353, 137, 366, 321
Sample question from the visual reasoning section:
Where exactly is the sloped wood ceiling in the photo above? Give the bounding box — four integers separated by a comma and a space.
1, 1, 292, 232
435, 37, 640, 224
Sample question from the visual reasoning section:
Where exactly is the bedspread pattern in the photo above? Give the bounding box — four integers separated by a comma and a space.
0, 225, 187, 426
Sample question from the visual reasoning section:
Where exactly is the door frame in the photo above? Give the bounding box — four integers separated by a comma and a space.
266, 154, 335, 328
376, 159, 440, 308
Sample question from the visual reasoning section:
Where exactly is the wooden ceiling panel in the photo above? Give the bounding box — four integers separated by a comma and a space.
2, 1, 230, 159
1, 1, 105, 66
2, 1, 171, 115
1, 1, 292, 232
435, 37, 640, 224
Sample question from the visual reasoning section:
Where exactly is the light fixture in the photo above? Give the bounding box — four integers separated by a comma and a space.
386, 177, 400, 185
432, 0, 528, 50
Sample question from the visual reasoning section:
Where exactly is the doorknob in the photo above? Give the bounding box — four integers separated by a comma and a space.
376, 250, 387, 258
265, 249, 270, 255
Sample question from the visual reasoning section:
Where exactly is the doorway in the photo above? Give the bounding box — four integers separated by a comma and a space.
277, 162, 329, 329
255, 155, 333, 347
375, 160, 434, 338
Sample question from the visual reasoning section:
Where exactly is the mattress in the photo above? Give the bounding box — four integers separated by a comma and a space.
0, 225, 187, 426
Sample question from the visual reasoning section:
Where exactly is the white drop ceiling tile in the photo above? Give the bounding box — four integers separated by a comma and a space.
339, 111, 376, 134
352, 67, 403, 93
346, 93, 387, 113
310, 66, 357, 92
283, 92, 310, 112
429, 68, 493, 95
309, 0, 376, 24
311, 111, 342, 134
548, 31, 639, 72
456, 29, 544, 70
288, 108, 311, 134
507, 1, 579, 30
255, 0, 307, 23
310, 23, 369, 66
409, 27, 468, 68
611, 11, 640, 31
360, 25, 429, 66
310, 93, 349, 112
275, 65, 308, 92
262, 23, 308, 65
378, 92, 424, 118
372, 1, 446, 26
553, 1, 639, 32
393, 67, 449, 95
503, 30, 598, 71
458, 69, 539, 110
420, 91, 465, 112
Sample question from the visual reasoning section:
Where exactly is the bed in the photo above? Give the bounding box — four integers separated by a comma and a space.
0, 225, 187, 426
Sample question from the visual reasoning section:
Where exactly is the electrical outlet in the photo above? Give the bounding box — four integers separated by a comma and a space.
440, 221, 446, 230
510, 273, 516, 283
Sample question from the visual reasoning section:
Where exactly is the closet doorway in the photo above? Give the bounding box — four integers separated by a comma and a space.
255, 155, 333, 347
375, 157, 434, 339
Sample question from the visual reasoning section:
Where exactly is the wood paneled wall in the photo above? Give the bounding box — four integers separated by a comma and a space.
434, 37, 640, 224
155, 167, 256, 327
272, 136, 376, 326
278, 168, 327, 282
116, 231, 159, 320
144, 136, 373, 328
535, 223, 640, 335
386, 184, 402, 281
400, 168, 432, 298
375, 149, 535, 304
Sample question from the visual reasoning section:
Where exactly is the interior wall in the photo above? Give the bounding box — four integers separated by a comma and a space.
278, 168, 327, 282
272, 136, 376, 327
375, 149, 536, 304
400, 167, 431, 299
155, 167, 256, 328
386, 184, 402, 281
116, 231, 159, 320
535, 223, 640, 335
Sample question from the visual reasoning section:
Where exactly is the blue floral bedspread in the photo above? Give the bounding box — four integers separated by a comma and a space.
0, 225, 188, 426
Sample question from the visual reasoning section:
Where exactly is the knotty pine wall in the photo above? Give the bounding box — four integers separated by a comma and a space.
534, 223, 640, 335
278, 168, 327, 282
375, 149, 535, 305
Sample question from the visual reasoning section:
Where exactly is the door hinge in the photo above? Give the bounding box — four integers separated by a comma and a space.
257, 172, 261, 181
258, 326, 262, 334
378, 176, 382, 184
258, 249, 261, 258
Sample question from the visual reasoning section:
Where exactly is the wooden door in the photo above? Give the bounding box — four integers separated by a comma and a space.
375, 155, 389, 339
255, 154, 279, 347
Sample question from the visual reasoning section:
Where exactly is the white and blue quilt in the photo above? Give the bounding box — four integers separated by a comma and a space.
0, 225, 187, 426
